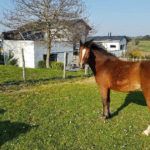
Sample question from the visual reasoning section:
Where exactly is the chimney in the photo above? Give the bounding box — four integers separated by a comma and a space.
110, 32, 112, 37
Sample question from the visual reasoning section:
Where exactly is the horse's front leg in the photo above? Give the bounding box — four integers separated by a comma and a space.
100, 87, 111, 119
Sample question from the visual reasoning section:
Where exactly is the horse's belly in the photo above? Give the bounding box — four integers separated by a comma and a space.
111, 79, 141, 92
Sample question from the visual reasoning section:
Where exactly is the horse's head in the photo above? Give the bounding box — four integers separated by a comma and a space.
79, 40, 93, 69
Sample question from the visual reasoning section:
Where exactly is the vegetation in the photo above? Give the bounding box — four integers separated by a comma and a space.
138, 40, 150, 52
50, 62, 64, 70
6, 55, 18, 66
38, 60, 46, 68
0, 65, 84, 85
129, 50, 143, 58
1, 0, 86, 68
0, 65, 150, 149
127, 40, 150, 59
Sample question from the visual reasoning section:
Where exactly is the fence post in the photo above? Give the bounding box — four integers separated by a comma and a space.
3, 52, 6, 65
63, 52, 67, 79
21, 48, 26, 81
85, 64, 88, 76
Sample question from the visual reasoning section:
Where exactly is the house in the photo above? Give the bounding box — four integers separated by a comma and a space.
87, 35, 128, 57
2, 19, 91, 68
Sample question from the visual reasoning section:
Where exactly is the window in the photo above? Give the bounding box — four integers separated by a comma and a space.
120, 45, 125, 50
50, 54, 57, 61
73, 50, 79, 56
110, 45, 116, 48
43, 54, 57, 62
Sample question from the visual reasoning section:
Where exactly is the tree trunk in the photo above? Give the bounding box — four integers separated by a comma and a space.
46, 24, 51, 68
46, 42, 51, 68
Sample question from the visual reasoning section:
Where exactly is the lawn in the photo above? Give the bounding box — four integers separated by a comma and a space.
138, 40, 150, 52
0, 66, 150, 149
0, 65, 84, 85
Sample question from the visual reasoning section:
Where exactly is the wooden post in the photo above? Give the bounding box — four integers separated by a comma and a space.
21, 48, 26, 81
63, 52, 67, 79
3, 52, 6, 65
85, 64, 88, 76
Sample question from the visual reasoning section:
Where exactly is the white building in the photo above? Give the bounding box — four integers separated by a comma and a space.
87, 36, 128, 57
3, 40, 74, 68
2, 19, 91, 68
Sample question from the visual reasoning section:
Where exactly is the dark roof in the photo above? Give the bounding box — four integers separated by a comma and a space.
87, 36, 127, 42
70, 19, 92, 30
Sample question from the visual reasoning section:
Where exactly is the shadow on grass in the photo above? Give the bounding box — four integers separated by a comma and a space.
0, 109, 6, 115
0, 75, 84, 88
111, 91, 146, 118
0, 109, 37, 146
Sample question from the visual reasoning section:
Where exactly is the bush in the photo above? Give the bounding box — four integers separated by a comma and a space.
38, 60, 46, 68
144, 55, 150, 59
6, 52, 18, 66
50, 61, 63, 70
135, 39, 140, 45
129, 50, 143, 58
7, 59, 18, 66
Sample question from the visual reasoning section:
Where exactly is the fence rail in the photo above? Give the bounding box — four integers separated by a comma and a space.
119, 57, 150, 62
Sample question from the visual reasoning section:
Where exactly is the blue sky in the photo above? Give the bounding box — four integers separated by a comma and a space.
0, 0, 150, 36
85, 0, 150, 36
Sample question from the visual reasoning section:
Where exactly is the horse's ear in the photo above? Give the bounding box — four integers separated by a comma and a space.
85, 39, 94, 48
80, 40, 84, 46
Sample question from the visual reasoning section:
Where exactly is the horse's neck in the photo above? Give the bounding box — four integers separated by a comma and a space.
88, 50, 117, 75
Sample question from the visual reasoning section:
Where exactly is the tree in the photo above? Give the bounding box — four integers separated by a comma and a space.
1, 0, 86, 68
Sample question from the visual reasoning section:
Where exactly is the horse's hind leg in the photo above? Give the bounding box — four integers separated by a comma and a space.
141, 85, 150, 136
142, 86, 150, 109
100, 87, 111, 119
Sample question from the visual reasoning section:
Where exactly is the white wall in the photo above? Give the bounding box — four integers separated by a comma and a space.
34, 41, 47, 67
3, 40, 74, 68
96, 38, 127, 57
102, 41, 120, 51
34, 41, 73, 67
3, 40, 35, 68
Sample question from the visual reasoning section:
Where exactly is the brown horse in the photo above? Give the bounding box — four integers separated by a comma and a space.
79, 40, 150, 135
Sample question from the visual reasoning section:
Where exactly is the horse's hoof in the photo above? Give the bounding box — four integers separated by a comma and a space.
101, 114, 111, 120
142, 125, 150, 136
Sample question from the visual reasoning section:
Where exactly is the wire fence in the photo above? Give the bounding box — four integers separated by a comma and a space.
119, 57, 150, 62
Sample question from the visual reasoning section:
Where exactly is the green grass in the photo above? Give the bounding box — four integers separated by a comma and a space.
138, 40, 150, 52
0, 65, 84, 85
0, 66, 150, 149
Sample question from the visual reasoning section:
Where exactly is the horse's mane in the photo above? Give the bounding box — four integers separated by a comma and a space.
90, 42, 117, 57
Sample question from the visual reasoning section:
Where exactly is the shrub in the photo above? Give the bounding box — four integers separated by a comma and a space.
135, 39, 140, 45
50, 61, 63, 70
38, 60, 46, 68
144, 55, 150, 59
6, 52, 18, 66
129, 50, 143, 58
7, 59, 18, 66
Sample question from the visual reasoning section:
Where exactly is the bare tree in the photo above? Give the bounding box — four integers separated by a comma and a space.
1, 0, 86, 68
